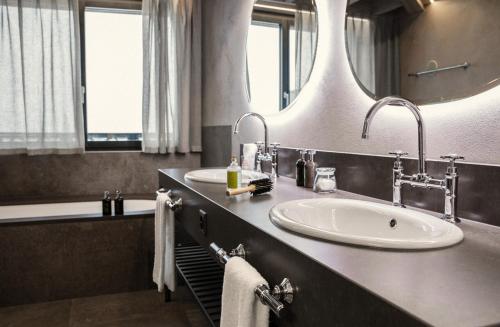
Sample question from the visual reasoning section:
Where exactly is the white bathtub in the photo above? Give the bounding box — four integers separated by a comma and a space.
0, 199, 156, 222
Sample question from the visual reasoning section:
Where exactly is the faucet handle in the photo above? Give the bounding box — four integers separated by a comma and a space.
440, 154, 464, 168
389, 150, 408, 159
440, 154, 464, 161
255, 141, 265, 152
270, 142, 280, 148
389, 151, 408, 166
389, 150, 408, 157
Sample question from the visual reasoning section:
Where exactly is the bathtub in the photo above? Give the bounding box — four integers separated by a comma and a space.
0, 199, 156, 306
0, 199, 156, 223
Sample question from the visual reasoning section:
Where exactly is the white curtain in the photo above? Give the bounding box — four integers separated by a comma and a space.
292, 1, 317, 102
142, 0, 202, 154
346, 16, 376, 94
0, 0, 84, 155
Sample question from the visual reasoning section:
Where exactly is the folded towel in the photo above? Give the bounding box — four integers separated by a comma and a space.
242, 143, 258, 171
220, 257, 269, 327
153, 193, 176, 292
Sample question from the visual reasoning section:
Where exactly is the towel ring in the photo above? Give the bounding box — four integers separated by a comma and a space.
156, 188, 183, 210
209, 242, 295, 317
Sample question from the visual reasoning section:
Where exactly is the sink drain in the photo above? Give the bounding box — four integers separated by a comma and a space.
389, 218, 397, 228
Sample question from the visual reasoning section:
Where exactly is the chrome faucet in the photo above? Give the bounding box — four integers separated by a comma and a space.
362, 96, 428, 180
361, 96, 464, 223
233, 112, 279, 179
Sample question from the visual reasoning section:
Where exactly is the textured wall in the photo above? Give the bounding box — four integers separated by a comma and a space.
0, 152, 200, 201
203, 0, 500, 165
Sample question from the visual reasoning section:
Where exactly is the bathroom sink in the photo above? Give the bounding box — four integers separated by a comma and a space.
269, 198, 464, 250
184, 169, 268, 184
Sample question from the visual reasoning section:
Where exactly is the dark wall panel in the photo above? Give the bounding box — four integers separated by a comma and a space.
201, 125, 232, 168
0, 217, 154, 307
0, 152, 200, 202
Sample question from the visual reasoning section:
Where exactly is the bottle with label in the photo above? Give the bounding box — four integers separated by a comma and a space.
304, 150, 318, 188
227, 156, 242, 190
102, 191, 112, 216
296, 149, 307, 187
114, 190, 124, 215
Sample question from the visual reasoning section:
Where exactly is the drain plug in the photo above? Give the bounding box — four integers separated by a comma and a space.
389, 218, 397, 228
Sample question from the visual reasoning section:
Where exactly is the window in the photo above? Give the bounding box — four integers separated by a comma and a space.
82, 7, 143, 150
247, 11, 294, 114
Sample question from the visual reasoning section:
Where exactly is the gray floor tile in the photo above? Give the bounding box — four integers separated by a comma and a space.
0, 300, 71, 327
0, 288, 209, 327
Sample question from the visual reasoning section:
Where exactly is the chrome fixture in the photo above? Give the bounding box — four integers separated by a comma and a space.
209, 242, 294, 317
408, 61, 470, 77
209, 242, 246, 264
361, 96, 464, 223
362, 96, 427, 180
156, 188, 183, 210
233, 112, 279, 179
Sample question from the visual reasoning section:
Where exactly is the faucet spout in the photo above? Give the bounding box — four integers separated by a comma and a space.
233, 112, 269, 154
361, 96, 427, 178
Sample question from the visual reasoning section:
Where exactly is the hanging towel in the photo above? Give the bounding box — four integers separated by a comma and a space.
153, 193, 176, 292
242, 143, 258, 171
220, 257, 269, 327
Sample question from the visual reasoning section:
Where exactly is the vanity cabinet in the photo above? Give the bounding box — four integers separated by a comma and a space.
159, 170, 421, 326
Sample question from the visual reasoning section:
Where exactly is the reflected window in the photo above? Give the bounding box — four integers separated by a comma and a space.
246, 1, 318, 114
247, 21, 282, 115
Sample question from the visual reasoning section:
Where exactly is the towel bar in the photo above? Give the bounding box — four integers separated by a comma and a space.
209, 242, 294, 317
156, 188, 183, 210
408, 61, 470, 77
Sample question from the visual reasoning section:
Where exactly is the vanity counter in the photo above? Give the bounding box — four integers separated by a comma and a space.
160, 168, 500, 327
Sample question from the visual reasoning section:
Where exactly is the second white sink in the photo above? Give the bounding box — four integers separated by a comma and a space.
185, 168, 268, 184
269, 198, 464, 250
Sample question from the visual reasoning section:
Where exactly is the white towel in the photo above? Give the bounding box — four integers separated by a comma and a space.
153, 193, 176, 292
220, 257, 269, 327
242, 143, 258, 171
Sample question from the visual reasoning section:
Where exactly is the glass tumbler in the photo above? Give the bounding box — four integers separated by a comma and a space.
313, 168, 337, 193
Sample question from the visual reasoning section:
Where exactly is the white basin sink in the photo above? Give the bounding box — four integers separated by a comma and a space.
269, 198, 464, 250
184, 168, 268, 184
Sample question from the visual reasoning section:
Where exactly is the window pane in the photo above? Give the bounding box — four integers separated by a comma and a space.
247, 21, 281, 115
84, 9, 142, 140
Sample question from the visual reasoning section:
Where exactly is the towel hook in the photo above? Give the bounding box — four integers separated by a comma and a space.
209, 242, 294, 317
156, 188, 183, 210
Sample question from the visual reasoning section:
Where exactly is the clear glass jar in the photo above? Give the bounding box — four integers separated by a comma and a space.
313, 168, 337, 193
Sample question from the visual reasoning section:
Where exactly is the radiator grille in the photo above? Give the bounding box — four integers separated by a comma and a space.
176, 245, 223, 326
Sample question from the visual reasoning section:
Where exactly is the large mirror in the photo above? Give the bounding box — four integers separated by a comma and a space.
246, 0, 318, 115
345, 0, 500, 105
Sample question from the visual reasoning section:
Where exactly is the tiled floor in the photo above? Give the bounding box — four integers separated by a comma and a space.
0, 288, 209, 327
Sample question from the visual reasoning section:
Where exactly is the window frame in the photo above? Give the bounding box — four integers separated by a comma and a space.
80, 1, 143, 151
251, 10, 295, 110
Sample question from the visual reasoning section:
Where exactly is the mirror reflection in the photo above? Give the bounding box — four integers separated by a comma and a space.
246, 0, 318, 115
345, 0, 500, 105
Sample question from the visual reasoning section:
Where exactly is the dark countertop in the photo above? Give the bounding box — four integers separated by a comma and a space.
161, 168, 500, 327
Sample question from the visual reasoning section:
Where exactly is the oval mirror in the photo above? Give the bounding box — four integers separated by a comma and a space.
246, 0, 318, 115
345, 0, 500, 105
